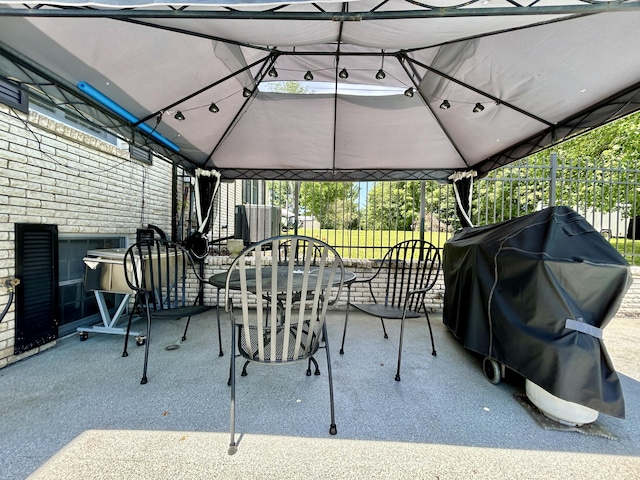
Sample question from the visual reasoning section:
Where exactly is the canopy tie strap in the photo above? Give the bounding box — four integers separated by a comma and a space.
565, 318, 603, 339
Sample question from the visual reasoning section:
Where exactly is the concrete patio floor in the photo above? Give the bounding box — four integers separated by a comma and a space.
0, 309, 639, 479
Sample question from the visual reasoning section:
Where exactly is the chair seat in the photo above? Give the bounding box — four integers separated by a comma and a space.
122, 237, 221, 385
226, 235, 344, 452
238, 321, 318, 363
350, 303, 421, 320
150, 304, 213, 320
340, 239, 440, 381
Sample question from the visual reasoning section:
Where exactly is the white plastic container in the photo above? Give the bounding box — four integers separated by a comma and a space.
525, 379, 599, 426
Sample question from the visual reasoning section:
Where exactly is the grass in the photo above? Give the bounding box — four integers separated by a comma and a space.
294, 228, 451, 260
611, 238, 640, 266
291, 228, 640, 266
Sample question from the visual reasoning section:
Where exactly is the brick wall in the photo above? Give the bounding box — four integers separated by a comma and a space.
0, 104, 177, 367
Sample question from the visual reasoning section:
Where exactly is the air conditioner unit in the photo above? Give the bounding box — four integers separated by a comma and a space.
234, 205, 281, 245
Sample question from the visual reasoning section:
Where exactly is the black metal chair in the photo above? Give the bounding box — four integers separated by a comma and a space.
339, 239, 441, 381
122, 238, 214, 384
269, 238, 324, 317
277, 238, 323, 266
180, 234, 235, 358
225, 235, 345, 454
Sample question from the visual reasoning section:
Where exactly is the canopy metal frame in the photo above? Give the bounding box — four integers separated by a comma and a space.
1, 1, 639, 180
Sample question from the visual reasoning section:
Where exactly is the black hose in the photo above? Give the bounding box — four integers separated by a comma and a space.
0, 291, 14, 323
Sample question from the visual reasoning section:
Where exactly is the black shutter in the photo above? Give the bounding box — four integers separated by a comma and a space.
0, 77, 29, 113
15, 224, 59, 354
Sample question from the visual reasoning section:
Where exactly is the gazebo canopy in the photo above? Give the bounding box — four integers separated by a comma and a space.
1, 1, 639, 181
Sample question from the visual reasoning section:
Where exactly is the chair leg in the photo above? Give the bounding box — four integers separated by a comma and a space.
241, 360, 250, 377
395, 306, 438, 382
339, 288, 352, 355
216, 289, 224, 356
227, 341, 234, 386
181, 314, 193, 342
181, 314, 192, 342
227, 308, 237, 387
380, 318, 389, 339
181, 288, 204, 343
140, 295, 152, 384
306, 357, 320, 376
395, 311, 409, 382
323, 322, 337, 435
228, 318, 238, 455
423, 304, 437, 357
122, 299, 137, 358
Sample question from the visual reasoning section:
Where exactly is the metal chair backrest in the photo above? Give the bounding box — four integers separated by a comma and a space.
123, 238, 189, 312
376, 239, 441, 313
277, 238, 323, 267
225, 235, 344, 363
122, 237, 214, 385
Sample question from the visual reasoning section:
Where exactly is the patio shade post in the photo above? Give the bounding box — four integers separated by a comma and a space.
172, 163, 178, 241
294, 181, 300, 235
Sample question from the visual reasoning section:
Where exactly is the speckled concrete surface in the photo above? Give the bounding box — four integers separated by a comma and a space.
0, 311, 638, 479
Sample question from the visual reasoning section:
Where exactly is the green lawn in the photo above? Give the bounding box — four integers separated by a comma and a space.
611, 238, 640, 266
295, 228, 640, 265
297, 228, 452, 260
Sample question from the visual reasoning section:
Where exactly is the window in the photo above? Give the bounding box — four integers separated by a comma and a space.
243, 179, 263, 204
58, 235, 126, 336
29, 94, 121, 146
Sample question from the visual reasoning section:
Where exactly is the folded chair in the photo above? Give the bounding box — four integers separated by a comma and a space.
122, 238, 214, 384
225, 235, 344, 454
339, 239, 441, 381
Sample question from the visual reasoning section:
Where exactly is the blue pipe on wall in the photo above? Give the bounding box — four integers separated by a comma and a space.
77, 81, 180, 152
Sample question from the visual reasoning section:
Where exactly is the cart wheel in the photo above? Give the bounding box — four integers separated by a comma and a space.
78, 332, 88, 341
483, 357, 501, 385
135, 336, 146, 346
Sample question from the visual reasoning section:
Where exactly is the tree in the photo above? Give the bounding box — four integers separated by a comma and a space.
519, 112, 640, 213
299, 182, 359, 229
267, 180, 296, 212
364, 112, 640, 229
423, 181, 461, 230
366, 181, 458, 231
366, 182, 420, 230
466, 111, 640, 224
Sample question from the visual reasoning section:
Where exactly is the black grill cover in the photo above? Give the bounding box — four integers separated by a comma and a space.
443, 206, 631, 418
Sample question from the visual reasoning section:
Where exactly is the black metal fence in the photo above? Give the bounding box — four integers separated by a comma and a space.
210, 154, 640, 264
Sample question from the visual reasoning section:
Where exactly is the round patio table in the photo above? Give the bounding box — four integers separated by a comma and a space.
210, 265, 355, 293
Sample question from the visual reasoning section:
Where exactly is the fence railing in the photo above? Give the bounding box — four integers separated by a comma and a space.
209, 155, 640, 265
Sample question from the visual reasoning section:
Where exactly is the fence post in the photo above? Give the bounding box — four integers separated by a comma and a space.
549, 152, 558, 207
420, 181, 426, 241
293, 181, 300, 235
420, 181, 426, 260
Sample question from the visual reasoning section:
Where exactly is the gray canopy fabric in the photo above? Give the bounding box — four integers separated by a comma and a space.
0, 1, 639, 181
